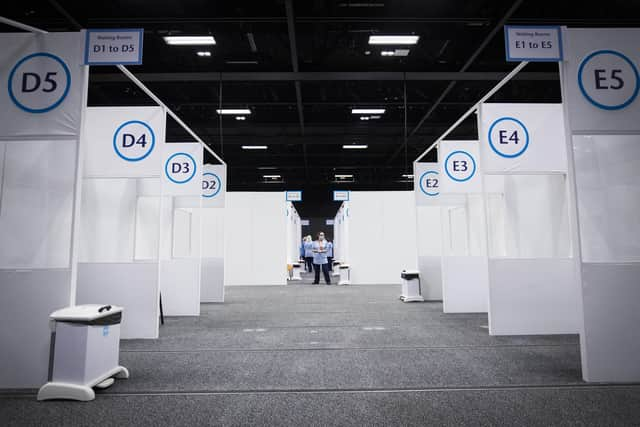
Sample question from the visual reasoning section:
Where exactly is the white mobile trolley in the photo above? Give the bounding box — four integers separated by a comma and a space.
38, 305, 129, 401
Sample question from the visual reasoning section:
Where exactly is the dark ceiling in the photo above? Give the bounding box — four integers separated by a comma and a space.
2, 0, 639, 216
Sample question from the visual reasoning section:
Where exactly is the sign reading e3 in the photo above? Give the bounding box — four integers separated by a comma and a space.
444, 150, 476, 182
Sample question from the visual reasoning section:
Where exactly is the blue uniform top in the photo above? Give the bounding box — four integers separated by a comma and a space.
299, 243, 305, 258
327, 241, 334, 258
312, 240, 329, 265
303, 241, 314, 257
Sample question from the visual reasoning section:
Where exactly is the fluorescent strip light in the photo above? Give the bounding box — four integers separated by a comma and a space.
370, 115, 381, 119
335, 174, 354, 179
217, 109, 251, 115
225, 60, 259, 64
164, 36, 216, 46
381, 50, 395, 56
352, 108, 386, 114
242, 145, 267, 150
402, 174, 414, 179
368, 35, 419, 45
263, 175, 282, 179
258, 166, 278, 170
196, 51, 211, 57
360, 116, 370, 121
235, 116, 246, 121
343, 144, 368, 149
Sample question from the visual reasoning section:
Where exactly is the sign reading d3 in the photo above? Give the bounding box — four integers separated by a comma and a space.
8, 52, 71, 113
578, 50, 639, 110
113, 120, 155, 162
165, 152, 197, 184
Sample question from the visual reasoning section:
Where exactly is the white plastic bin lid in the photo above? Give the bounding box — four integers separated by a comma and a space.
402, 269, 420, 275
50, 304, 123, 322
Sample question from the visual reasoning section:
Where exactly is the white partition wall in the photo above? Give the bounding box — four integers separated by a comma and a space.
333, 202, 349, 264
77, 107, 165, 339
560, 28, 640, 381
439, 141, 489, 313
224, 192, 287, 286
0, 32, 87, 388
478, 103, 579, 335
285, 202, 302, 264
347, 191, 417, 285
158, 143, 203, 316
414, 162, 444, 300
199, 164, 226, 302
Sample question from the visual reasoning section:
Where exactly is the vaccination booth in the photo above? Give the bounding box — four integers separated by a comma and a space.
76, 106, 165, 339
438, 141, 489, 313
0, 31, 88, 388
477, 103, 579, 335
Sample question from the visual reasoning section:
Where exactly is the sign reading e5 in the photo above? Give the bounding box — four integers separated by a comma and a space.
578, 50, 639, 110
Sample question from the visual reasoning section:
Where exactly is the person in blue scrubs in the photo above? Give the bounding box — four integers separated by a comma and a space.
303, 236, 314, 273
312, 232, 331, 285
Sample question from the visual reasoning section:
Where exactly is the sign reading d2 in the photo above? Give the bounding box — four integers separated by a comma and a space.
113, 120, 155, 162
85, 29, 143, 65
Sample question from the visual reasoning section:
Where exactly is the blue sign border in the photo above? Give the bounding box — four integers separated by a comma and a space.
165, 152, 197, 184
8, 52, 71, 114
202, 172, 222, 198
84, 28, 144, 65
444, 150, 477, 183
113, 120, 156, 162
333, 190, 350, 201
419, 170, 440, 196
577, 49, 640, 111
504, 25, 563, 62
285, 190, 303, 202
488, 116, 530, 158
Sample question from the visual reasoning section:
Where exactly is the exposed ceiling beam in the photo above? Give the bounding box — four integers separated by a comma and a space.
385, 0, 525, 164
90, 71, 557, 83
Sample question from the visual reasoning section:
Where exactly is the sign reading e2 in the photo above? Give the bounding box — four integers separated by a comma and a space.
8, 52, 71, 113
419, 171, 439, 196
113, 120, 156, 161
165, 152, 197, 184
578, 50, 640, 110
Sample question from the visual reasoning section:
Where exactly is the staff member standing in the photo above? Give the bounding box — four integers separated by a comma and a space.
303, 236, 314, 273
312, 232, 331, 285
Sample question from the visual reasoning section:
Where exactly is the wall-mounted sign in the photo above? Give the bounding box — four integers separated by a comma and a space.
113, 120, 155, 162
285, 190, 303, 202
333, 190, 350, 201
326, 219, 335, 225
438, 141, 482, 194
85, 29, 143, 65
202, 164, 226, 207
504, 26, 562, 62
444, 150, 476, 182
300, 219, 310, 226
487, 116, 530, 158
162, 143, 202, 196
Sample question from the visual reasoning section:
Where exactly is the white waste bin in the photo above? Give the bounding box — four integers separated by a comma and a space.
338, 264, 351, 285
291, 262, 303, 280
400, 270, 424, 302
332, 261, 341, 277
37, 304, 129, 401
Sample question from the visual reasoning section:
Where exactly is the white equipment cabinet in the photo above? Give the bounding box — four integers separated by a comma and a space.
338, 264, 351, 285
400, 270, 424, 302
37, 305, 129, 401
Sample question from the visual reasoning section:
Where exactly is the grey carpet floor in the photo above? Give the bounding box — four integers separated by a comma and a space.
2, 279, 639, 426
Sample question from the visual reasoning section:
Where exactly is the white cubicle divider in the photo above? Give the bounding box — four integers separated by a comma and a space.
560, 28, 640, 382
76, 106, 166, 339
199, 163, 226, 302
438, 141, 489, 313
0, 31, 87, 388
344, 191, 418, 285
158, 143, 203, 316
333, 202, 349, 266
285, 201, 302, 267
414, 162, 444, 300
478, 103, 579, 335
224, 192, 287, 286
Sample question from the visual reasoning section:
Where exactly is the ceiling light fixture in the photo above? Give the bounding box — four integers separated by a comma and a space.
360, 116, 370, 121
163, 36, 216, 46
196, 51, 211, 57
370, 115, 381, 119
217, 109, 251, 115
335, 174, 354, 179
257, 166, 278, 170
352, 108, 385, 114
402, 174, 414, 179
235, 116, 246, 121
225, 60, 259, 64
381, 50, 395, 56
368, 35, 419, 45
241, 145, 267, 150
342, 144, 368, 149
263, 175, 282, 179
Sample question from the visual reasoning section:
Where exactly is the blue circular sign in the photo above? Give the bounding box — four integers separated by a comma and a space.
8, 52, 71, 114
419, 170, 440, 196
578, 50, 639, 111
113, 120, 156, 162
444, 150, 476, 182
488, 117, 530, 159
202, 172, 222, 198
165, 152, 197, 184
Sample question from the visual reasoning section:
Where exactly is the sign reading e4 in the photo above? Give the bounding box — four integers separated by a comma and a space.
444, 150, 476, 182
165, 152, 197, 184
488, 117, 530, 158
578, 50, 640, 110
202, 172, 221, 198
113, 120, 156, 161
419, 171, 439, 196
8, 52, 71, 113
